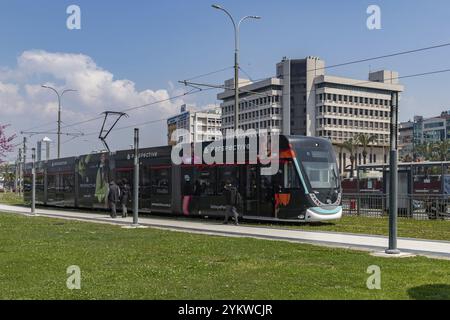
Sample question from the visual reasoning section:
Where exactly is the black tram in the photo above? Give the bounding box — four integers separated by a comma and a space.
24, 135, 342, 222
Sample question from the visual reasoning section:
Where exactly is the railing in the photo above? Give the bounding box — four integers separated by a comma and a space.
342, 193, 450, 220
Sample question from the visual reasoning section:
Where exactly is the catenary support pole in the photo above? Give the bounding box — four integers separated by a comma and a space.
14, 152, 19, 194
31, 148, 36, 215
18, 148, 22, 196
132, 128, 140, 226
386, 92, 400, 254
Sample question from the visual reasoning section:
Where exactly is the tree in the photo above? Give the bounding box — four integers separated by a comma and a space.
0, 124, 16, 164
415, 142, 435, 161
339, 138, 359, 178
433, 139, 450, 161
357, 134, 377, 165
0, 163, 15, 192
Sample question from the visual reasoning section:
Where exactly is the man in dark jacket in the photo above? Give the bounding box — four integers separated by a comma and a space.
108, 181, 120, 218
223, 181, 240, 225
120, 179, 131, 218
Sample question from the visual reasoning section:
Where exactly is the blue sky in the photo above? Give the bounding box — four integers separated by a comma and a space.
1, 0, 450, 157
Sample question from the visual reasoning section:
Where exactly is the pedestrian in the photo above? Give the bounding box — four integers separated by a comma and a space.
108, 180, 120, 218
182, 175, 193, 216
223, 180, 240, 225
120, 179, 131, 218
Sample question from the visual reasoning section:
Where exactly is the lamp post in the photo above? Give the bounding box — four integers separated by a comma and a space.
386, 91, 401, 255
212, 4, 260, 132
41, 86, 77, 159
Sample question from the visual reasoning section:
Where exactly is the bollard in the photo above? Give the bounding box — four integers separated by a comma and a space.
31, 148, 36, 215
132, 128, 140, 227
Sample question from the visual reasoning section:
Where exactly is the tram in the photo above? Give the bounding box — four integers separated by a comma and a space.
23, 135, 342, 222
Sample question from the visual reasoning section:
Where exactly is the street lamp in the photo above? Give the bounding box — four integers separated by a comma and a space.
212, 4, 261, 132
41, 85, 77, 159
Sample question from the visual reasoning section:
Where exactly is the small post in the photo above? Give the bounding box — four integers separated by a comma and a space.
31, 148, 36, 215
14, 153, 19, 194
132, 128, 140, 226
386, 92, 400, 254
18, 148, 22, 196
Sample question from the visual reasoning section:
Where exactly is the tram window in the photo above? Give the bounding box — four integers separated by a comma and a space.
48, 175, 56, 191
151, 168, 171, 195
217, 167, 238, 195
140, 166, 151, 188
284, 162, 301, 189
62, 174, 74, 192
194, 168, 216, 196
272, 162, 300, 190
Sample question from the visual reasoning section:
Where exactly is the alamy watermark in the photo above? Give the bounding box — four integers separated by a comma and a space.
66, 5, 81, 30
66, 265, 81, 290
171, 129, 280, 176
367, 5, 381, 30
366, 265, 381, 290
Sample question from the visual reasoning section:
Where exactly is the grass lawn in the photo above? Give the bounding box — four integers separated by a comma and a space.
253, 216, 450, 242
0, 193, 25, 206
0, 213, 449, 300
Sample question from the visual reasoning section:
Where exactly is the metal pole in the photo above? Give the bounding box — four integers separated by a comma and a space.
132, 128, 140, 226
23, 137, 27, 196
234, 43, 239, 132
57, 94, 61, 159
31, 148, 36, 215
386, 92, 400, 254
41, 86, 76, 159
18, 148, 22, 196
23, 137, 27, 167
211, 6, 260, 132
14, 153, 18, 194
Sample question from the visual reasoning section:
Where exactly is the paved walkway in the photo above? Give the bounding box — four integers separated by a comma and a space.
1, 204, 449, 259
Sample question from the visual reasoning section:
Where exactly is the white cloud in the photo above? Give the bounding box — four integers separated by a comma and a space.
0, 50, 192, 157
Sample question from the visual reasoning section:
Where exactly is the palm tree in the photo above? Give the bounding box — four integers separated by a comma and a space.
339, 138, 359, 178
433, 139, 450, 161
357, 134, 377, 165
415, 142, 434, 161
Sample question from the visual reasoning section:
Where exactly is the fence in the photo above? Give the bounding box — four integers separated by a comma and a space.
342, 193, 450, 220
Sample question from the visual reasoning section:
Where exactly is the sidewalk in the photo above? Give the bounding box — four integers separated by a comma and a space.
1, 204, 449, 259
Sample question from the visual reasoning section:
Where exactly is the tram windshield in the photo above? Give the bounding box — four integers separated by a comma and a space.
295, 145, 340, 191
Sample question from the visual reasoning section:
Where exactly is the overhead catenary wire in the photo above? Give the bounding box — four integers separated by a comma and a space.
21, 40, 450, 142
73, 66, 450, 143
183, 66, 233, 81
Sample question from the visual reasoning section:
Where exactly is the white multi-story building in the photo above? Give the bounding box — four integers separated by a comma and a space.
217, 57, 404, 176
167, 105, 222, 145
218, 77, 283, 135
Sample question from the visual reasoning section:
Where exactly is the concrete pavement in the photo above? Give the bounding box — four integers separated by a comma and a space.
1, 204, 449, 259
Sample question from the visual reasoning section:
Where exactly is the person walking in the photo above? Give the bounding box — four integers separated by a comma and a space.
223, 180, 240, 225
120, 179, 131, 218
182, 175, 193, 216
108, 180, 120, 218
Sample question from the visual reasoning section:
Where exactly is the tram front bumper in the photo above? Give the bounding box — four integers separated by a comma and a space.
303, 206, 342, 222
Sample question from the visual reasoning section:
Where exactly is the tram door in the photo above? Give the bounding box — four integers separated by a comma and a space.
243, 165, 274, 217
244, 166, 258, 216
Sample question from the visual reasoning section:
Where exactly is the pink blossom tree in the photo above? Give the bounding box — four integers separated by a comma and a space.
0, 124, 16, 163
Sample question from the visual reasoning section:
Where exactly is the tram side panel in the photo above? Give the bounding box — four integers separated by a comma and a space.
76, 153, 111, 210
46, 157, 76, 207
113, 147, 173, 214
